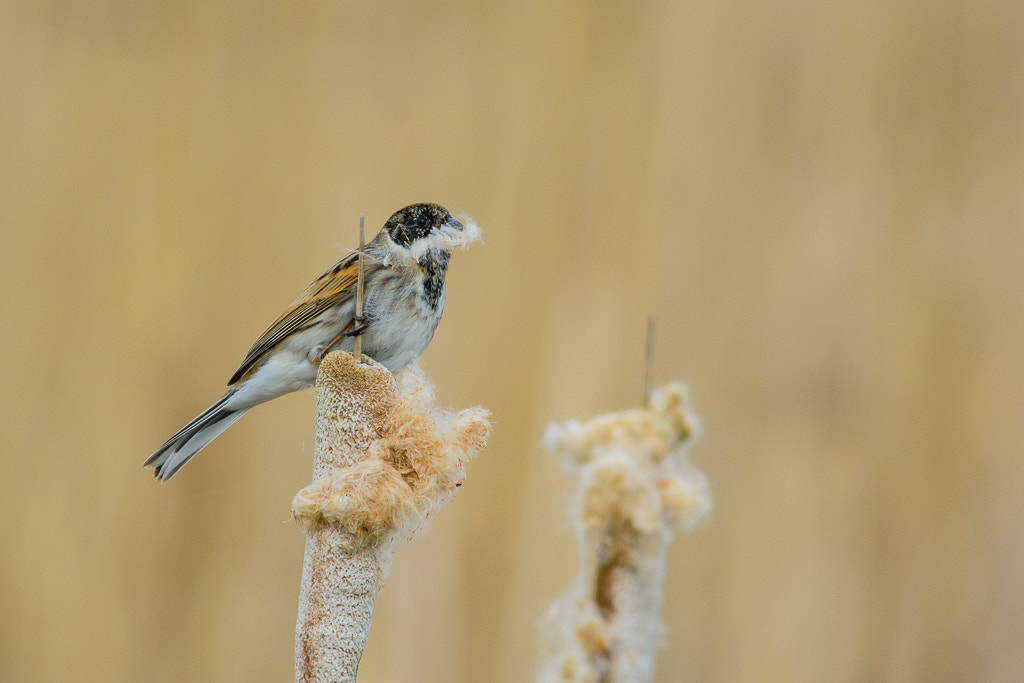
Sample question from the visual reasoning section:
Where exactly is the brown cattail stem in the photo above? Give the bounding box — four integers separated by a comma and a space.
292, 351, 491, 683
294, 352, 396, 683
540, 383, 708, 683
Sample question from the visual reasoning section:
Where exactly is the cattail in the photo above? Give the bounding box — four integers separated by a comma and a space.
293, 351, 490, 683
540, 383, 709, 683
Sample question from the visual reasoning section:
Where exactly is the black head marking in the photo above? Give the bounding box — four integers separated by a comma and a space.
384, 203, 456, 247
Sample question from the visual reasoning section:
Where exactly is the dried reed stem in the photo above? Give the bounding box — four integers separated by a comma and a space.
353, 214, 365, 363
540, 383, 709, 683
293, 351, 491, 683
642, 316, 655, 409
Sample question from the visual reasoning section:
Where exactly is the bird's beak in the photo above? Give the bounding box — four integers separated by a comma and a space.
448, 218, 464, 231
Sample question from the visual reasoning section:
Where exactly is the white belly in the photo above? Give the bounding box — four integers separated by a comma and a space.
361, 273, 444, 370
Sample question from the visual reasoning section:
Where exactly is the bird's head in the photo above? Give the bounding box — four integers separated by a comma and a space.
376, 201, 483, 266
384, 202, 458, 245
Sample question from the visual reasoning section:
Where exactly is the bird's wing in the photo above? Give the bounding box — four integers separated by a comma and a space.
227, 250, 366, 385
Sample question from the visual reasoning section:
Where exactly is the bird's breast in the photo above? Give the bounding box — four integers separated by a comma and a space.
361, 267, 445, 371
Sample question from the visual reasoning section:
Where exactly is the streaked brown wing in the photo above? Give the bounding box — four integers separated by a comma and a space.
227, 251, 362, 385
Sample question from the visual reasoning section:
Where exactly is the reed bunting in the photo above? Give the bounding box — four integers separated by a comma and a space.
145, 202, 479, 481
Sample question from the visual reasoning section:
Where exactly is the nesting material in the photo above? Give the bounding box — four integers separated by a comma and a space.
293, 351, 490, 683
540, 383, 709, 683
441, 213, 484, 251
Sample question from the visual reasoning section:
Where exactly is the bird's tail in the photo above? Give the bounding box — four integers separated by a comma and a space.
145, 392, 249, 481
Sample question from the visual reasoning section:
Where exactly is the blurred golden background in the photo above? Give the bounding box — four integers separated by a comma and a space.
2, 2, 1023, 681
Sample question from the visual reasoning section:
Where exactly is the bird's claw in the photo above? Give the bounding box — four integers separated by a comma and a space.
345, 316, 369, 337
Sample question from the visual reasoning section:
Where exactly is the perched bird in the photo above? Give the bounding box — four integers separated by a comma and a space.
146, 203, 475, 481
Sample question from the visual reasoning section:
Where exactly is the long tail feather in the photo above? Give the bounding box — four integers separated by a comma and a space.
145, 393, 249, 481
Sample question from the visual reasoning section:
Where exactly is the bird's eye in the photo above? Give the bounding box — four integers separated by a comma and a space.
414, 217, 428, 228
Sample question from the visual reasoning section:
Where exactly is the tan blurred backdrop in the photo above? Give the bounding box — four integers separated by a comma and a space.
2, 2, 1023, 682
